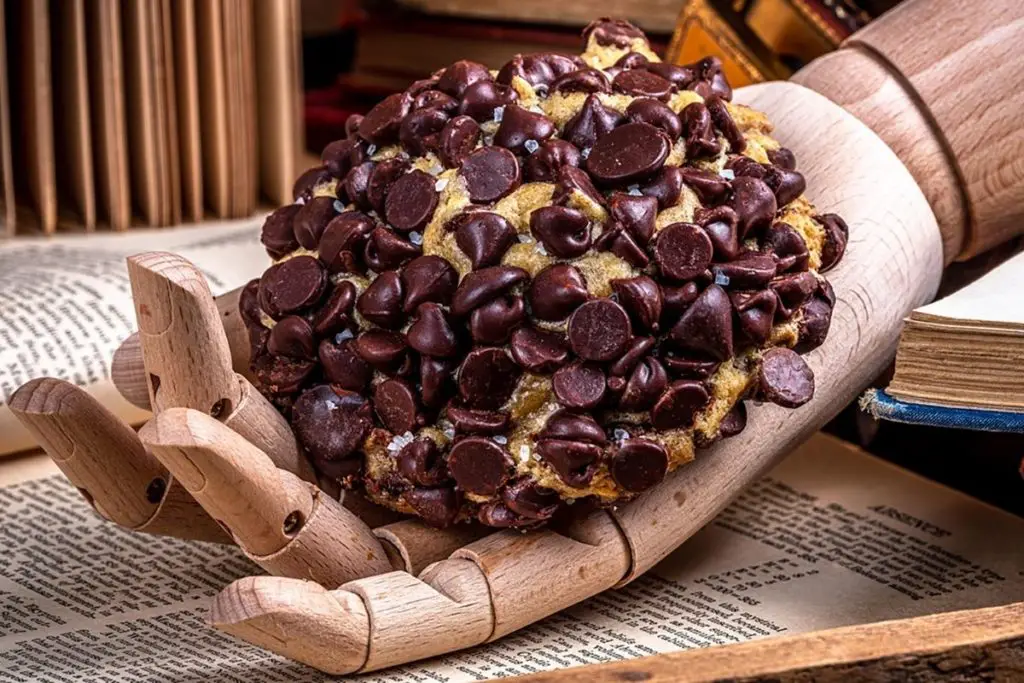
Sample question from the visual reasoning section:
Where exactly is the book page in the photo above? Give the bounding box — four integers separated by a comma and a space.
0, 217, 269, 455
1, 434, 1022, 682
915, 247, 1024, 328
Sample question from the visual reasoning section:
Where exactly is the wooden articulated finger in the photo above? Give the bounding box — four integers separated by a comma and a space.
111, 286, 249, 412
126, 252, 314, 483
374, 519, 489, 575
140, 408, 392, 586
9, 378, 229, 543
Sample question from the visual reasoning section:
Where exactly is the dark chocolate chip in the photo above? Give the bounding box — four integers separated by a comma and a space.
447, 405, 511, 435
292, 385, 372, 460
595, 224, 649, 268
730, 289, 778, 344
767, 147, 796, 170
292, 165, 331, 202
551, 68, 610, 94
719, 402, 747, 438
562, 94, 623, 150
509, 327, 570, 373
698, 205, 741, 262
318, 338, 372, 391
469, 295, 525, 344
680, 167, 731, 204
568, 299, 632, 362
817, 213, 849, 272
448, 436, 511, 495
539, 410, 607, 445
322, 137, 367, 179
259, 256, 328, 318
759, 347, 814, 407
439, 115, 482, 168
399, 107, 450, 156
344, 113, 364, 138
553, 361, 606, 409
374, 378, 420, 434
397, 438, 449, 486
420, 356, 455, 408
712, 252, 777, 289
535, 439, 601, 488
530, 205, 592, 258
312, 281, 357, 338
261, 205, 301, 259
267, 316, 315, 359
384, 170, 438, 233
583, 18, 646, 48
458, 347, 522, 409
611, 439, 668, 492
451, 265, 528, 317
729, 176, 777, 239
459, 80, 519, 122
363, 226, 422, 271
613, 69, 674, 100
319, 211, 376, 274
706, 96, 745, 153
670, 284, 734, 360
626, 98, 682, 140
462, 146, 521, 203
497, 54, 552, 88
620, 357, 668, 411
404, 486, 461, 528
453, 211, 517, 269
437, 60, 492, 98
413, 89, 458, 114
651, 379, 709, 430
293, 196, 337, 250
641, 166, 684, 210
726, 155, 765, 179
252, 353, 315, 394
765, 221, 810, 273
660, 281, 701, 321
611, 276, 662, 332
477, 501, 527, 528
795, 295, 834, 354
353, 330, 408, 371
358, 92, 412, 145
407, 302, 459, 357
655, 222, 714, 281
688, 56, 732, 100
771, 271, 817, 319
239, 279, 262, 326
343, 161, 375, 211
586, 122, 669, 186
356, 271, 405, 328
609, 337, 655, 377
764, 165, 806, 206
367, 158, 412, 213
616, 51, 650, 69
645, 62, 696, 88
553, 165, 606, 207
494, 106, 556, 155
608, 192, 658, 246
679, 102, 721, 159
523, 139, 581, 182
661, 352, 720, 379
502, 478, 559, 520
401, 255, 458, 313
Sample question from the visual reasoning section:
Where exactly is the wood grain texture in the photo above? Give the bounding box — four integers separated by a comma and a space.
507, 602, 1024, 682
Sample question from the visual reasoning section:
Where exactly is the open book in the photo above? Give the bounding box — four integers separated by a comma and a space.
879, 248, 1024, 420
0, 218, 270, 456
1, 433, 1023, 681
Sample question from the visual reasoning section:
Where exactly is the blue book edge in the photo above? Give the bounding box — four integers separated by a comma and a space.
860, 389, 1024, 433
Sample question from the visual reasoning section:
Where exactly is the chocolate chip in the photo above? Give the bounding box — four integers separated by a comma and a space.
698, 205, 741, 262
319, 338, 372, 391
552, 362, 606, 409
595, 224, 649, 268
367, 158, 412, 213
706, 96, 745, 153
611, 276, 662, 332
359, 92, 412, 145
817, 213, 849, 272
356, 271, 405, 328
494, 106, 556, 155
764, 165, 806, 206
439, 115, 482, 168
655, 223, 714, 282
261, 205, 301, 259
767, 147, 796, 170
620, 357, 668, 411
344, 161, 375, 211
680, 102, 721, 159
670, 284, 733, 360
530, 205, 592, 258
730, 289, 777, 345
680, 167, 731, 205
641, 166, 684, 210
364, 226, 422, 271
535, 438, 601, 488
765, 221, 810, 273
252, 353, 315, 394
509, 327, 570, 373
239, 279, 262, 326
660, 281, 701, 320
259, 256, 328, 318
407, 302, 459, 357
447, 405, 510, 435
459, 81, 519, 122
502, 478, 559, 520
292, 165, 331, 202
661, 352, 719, 379
401, 255, 458, 313
404, 486, 461, 528
726, 155, 765, 179
608, 193, 658, 246
319, 212, 376, 274
719, 402, 747, 438
712, 252, 777, 289
453, 212, 516, 268
413, 89, 458, 114
384, 170, 438, 233
651, 380, 709, 430
729, 177, 777, 239
539, 410, 607, 444
437, 60, 492, 98
462, 147, 521, 203
458, 347, 521, 409
293, 196, 337, 250
587, 122, 669, 187
497, 54, 554, 88
688, 56, 732, 101
374, 378, 419, 434
553, 165, 605, 207
583, 18, 646, 48
626, 99, 682, 140
771, 271, 817, 319
795, 295, 834, 354
292, 385, 372, 460
611, 439, 668, 492
470, 295, 525, 344
344, 113, 364, 137
397, 438, 449, 486
267, 316, 315, 360
568, 299, 631, 362
523, 139, 581, 182
448, 436, 511, 495
477, 502, 526, 528
451, 265, 528, 317
420, 356, 455, 408
613, 69, 673, 100
322, 137, 367, 179
608, 337, 655, 378
759, 347, 814, 407
645, 62, 695, 88
563, 94, 623, 149
354, 330, 407, 371
551, 68, 610, 94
